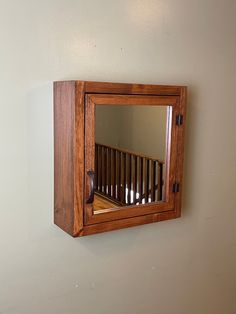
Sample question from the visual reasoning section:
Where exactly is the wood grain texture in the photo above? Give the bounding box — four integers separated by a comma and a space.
73, 81, 85, 235
87, 94, 179, 106
54, 81, 85, 236
54, 81, 75, 235
81, 210, 179, 236
173, 87, 187, 217
84, 95, 95, 225
83, 81, 183, 96
94, 194, 119, 211
54, 80, 187, 237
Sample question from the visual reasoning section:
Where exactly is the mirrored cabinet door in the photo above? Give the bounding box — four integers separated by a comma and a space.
54, 81, 187, 237
84, 94, 181, 225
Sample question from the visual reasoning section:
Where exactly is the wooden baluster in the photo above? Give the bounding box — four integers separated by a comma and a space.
130, 154, 133, 204
145, 159, 149, 203
160, 163, 163, 201
133, 156, 137, 204
117, 151, 121, 202
143, 158, 146, 203
157, 162, 163, 201
113, 149, 117, 199
104, 147, 107, 194
151, 161, 156, 202
147, 159, 151, 202
111, 147, 113, 197
97, 144, 99, 190
120, 153, 123, 203
98, 145, 102, 192
107, 147, 111, 197
94, 144, 97, 190
122, 152, 126, 204
127, 154, 131, 204
139, 157, 143, 204
100, 146, 104, 193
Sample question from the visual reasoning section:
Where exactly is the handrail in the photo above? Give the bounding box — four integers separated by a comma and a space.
95, 142, 165, 164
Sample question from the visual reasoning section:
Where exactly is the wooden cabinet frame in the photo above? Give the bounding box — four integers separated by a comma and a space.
54, 81, 187, 237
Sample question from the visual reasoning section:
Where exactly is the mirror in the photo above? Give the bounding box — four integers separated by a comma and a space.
93, 104, 170, 212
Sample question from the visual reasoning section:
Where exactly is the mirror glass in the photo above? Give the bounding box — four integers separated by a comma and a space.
93, 105, 169, 212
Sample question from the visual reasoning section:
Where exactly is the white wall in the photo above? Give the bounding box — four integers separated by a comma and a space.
0, 0, 236, 313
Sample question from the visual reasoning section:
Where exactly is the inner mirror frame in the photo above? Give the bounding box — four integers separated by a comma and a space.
54, 81, 187, 237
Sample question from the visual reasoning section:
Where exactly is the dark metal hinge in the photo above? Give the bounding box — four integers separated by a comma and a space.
172, 182, 180, 193
176, 114, 183, 126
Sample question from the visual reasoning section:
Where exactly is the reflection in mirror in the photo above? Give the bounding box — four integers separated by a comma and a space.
93, 105, 169, 212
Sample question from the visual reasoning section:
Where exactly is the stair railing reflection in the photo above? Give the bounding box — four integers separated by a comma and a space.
94, 143, 165, 206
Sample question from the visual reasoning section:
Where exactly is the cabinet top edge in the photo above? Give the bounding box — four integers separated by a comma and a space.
53, 80, 187, 96
53, 80, 187, 88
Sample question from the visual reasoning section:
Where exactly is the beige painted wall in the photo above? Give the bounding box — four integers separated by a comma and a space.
96, 105, 167, 160
0, 1, 236, 314
95, 105, 125, 148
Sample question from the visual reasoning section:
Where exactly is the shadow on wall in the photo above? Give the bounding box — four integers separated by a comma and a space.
26, 82, 54, 240
181, 85, 198, 217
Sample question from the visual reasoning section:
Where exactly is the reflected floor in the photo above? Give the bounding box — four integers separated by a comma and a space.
94, 193, 120, 211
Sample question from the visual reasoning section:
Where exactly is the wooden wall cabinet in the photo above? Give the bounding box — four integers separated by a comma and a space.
54, 81, 187, 237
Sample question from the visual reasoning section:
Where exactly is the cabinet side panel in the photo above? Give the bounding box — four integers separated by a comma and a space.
54, 81, 75, 235
73, 81, 85, 236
